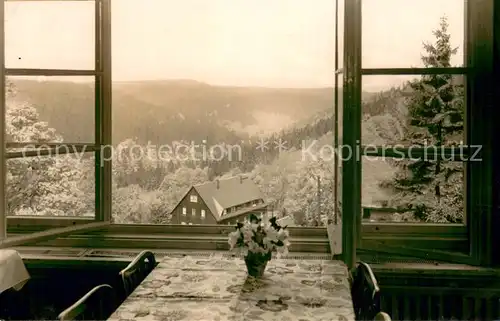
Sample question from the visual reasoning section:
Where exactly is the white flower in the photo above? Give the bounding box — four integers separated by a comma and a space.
276, 245, 289, 258
242, 226, 253, 242
227, 217, 291, 256
262, 236, 273, 251
266, 227, 278, 241
228, 230, 241, 249
277, 229, 289, 241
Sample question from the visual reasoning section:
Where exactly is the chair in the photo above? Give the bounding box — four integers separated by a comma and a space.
57, 284, 116, 321
119, 250, 156, 298
373, 312, 391, 321
351, 262, 381, 321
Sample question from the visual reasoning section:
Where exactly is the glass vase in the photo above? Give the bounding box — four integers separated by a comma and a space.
244, 251, 270, 278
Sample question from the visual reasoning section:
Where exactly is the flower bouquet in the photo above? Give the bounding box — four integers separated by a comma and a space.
228, 214, 290, 278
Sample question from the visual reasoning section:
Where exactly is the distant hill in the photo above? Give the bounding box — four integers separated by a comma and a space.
10, 78, 410, 176
270, 86, 409, 150
11, 79, 337, 145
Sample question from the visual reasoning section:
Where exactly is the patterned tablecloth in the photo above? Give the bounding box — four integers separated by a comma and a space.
108, 254, 355, 321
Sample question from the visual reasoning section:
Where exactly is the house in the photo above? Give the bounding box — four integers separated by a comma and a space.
170, 176, 268, 225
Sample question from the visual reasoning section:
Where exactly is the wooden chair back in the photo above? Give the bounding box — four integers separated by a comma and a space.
351, 261, 381, 320
373, 311, 392, 321
58, 284, 116, 321
119, 251, 156, 297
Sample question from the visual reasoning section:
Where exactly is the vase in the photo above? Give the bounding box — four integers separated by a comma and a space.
244, 252, 270, 278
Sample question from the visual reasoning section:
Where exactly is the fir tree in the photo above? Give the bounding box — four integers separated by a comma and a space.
381, 17, 465, 223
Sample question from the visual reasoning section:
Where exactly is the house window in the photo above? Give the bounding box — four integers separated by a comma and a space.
182, 207, 187, 215
181, 222, 186, 225
192, 208, 196, 216
190, 195, 197, 203
201, 210, 206, 219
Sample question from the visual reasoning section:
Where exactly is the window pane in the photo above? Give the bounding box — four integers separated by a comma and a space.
336, 0, 344, 73
6, 76, 95, 144
111, 0, 337, 226
7, 153, 95, 217
362, 75, 465, 149
5, 0, 95, 70
362, 0, 465, 68
362, 156, 465, 224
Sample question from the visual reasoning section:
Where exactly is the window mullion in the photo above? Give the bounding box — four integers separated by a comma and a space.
342, 0, 362, 270
0, 0, 6, 241
5, 69, 99, 77
6, 145, 99, 159
466, 0, 495, 266
360, 146, 475, 161
361, 67, 468, 76
94, 0, 103, 222
493, 0, 500, 266
100, 0, 112, 222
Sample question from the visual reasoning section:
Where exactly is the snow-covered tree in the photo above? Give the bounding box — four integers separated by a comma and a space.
381, 17, 465, 223
6, 80, 90, 216
283, 154, 338, 226
112, 184, 169, 223
250, 152, 296, 214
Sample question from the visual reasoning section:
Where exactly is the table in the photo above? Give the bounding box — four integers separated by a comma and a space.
108, 254, 355, 321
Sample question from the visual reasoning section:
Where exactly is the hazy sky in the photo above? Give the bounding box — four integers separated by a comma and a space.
5, 0, 464, 90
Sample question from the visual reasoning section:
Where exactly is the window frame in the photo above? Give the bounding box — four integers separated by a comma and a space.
0, 0, 112, 241
0, 0, 336, 253
341, 0, 495, 268
0, 0, 494, 269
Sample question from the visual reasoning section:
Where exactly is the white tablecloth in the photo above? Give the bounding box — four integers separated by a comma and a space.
0, 249, 30, 294
109, 255, 355, 321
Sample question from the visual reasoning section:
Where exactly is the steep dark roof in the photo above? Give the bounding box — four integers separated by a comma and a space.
193, 176, 264, 220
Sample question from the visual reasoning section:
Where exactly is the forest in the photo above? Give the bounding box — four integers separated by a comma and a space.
5, 18, 464, 226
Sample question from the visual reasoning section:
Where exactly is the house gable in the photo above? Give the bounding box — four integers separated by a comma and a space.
171, 187, 217, 224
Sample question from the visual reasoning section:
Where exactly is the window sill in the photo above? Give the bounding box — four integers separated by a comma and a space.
6, 221, 469, 254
